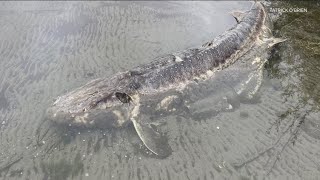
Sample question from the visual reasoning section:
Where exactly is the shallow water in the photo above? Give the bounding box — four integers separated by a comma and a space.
0, 1, 319, 179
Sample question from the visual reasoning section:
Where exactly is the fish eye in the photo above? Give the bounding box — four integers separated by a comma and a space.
115, 92, 132, 103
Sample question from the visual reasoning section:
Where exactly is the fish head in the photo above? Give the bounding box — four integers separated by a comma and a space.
46, 73, 138, 128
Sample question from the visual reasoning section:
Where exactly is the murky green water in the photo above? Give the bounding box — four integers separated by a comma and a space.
0, 1, 319, 179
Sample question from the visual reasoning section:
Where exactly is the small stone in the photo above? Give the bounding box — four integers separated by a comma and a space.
240, 111, 249, 118
85, 173, 89, 177
216, 126, 220, 129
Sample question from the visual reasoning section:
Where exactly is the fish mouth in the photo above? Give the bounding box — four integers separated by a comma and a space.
46, 105, 126, 128
45, 106, 76, 125
46, 107, 94, 127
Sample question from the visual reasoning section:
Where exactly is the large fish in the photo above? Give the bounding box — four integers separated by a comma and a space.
46, 2, 285, 156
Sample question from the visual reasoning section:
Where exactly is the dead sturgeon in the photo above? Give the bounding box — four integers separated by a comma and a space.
47, 2, 285, 156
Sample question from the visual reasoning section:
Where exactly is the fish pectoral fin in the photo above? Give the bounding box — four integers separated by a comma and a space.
230, 11, 246, 23
267, 37, 287, 48
236, 58, 267, 102
131, 116, 172, 157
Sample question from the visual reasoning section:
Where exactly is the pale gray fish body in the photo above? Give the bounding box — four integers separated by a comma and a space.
46, 2, 285, 157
